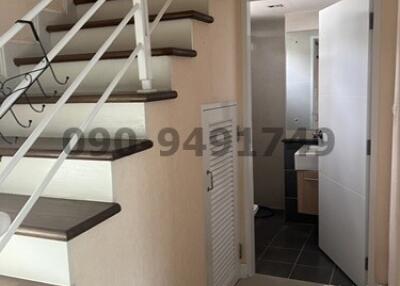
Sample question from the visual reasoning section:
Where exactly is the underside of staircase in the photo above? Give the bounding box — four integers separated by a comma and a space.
0, 276, 53, 286
0, 0, 215, 285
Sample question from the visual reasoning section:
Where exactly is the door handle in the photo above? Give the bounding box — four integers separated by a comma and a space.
207, 170, 214, 192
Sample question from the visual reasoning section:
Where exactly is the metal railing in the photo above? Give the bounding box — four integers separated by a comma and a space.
0, 0, 173, 252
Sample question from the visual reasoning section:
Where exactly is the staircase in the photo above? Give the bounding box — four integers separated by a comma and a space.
0, 0, 214, 285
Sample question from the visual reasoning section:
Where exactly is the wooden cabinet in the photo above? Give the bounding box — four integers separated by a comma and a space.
297, 171, 319, 215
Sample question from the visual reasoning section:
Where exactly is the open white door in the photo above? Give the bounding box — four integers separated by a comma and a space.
202, 103, 240, 286
319, 0, 371, 285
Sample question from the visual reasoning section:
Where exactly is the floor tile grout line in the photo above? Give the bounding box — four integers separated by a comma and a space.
257, 223, 287, 262
256, 218, 314, 259
328, 266, 337, 285
265, 246, 306, 251
256, 236, 276, 262
258, 259, 294, 265
295, 263, 336, 269
256, 218, 350, 284
256, 244, 270, 263
256, 216, 320, 280
287, 229, 314, 279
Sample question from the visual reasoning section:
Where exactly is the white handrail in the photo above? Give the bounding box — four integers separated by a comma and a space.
0, 6, 140, 248
0, 0, 54, 48
0, 45, 141, 252
0, 0, 107, 119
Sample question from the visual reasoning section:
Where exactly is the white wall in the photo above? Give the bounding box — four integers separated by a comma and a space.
251, 19, 286, 209
285, 10, 319, 33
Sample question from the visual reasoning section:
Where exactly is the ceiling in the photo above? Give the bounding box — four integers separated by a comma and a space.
250, 0, 340, 19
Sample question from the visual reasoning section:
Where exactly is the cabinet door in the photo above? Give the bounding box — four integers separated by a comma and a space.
298, 171, 319, 215
202, 103, 240, 286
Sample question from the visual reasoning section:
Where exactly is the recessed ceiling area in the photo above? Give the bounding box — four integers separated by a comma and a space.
250, 0, 340, 20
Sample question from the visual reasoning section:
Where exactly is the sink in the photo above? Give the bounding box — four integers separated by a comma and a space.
295, 145, 321, 171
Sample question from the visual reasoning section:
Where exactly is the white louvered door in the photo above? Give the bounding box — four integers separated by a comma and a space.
202, 103, 240, 286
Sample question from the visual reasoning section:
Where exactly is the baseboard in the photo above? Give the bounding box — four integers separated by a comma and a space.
240, 264, 249, 279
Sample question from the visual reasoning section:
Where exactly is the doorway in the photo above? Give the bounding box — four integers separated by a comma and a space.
247, 0, 372, 285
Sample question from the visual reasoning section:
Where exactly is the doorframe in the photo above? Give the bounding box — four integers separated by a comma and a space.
240, 0, 256, 278
310, 36, 319, 130
368, 0, 398, 285
241, 0, 399, 283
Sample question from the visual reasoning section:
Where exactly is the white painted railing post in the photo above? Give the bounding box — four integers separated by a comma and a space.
133, 0, 153, 91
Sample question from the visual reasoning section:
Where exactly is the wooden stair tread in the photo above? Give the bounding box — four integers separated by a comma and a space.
14, 48, 197, 66
0, 137, 153, 161
0, 193, 121, 241
0, 276, 53, 286
47, 10, 213, 32
75, 0, 119, 4
12, 90, 177, 104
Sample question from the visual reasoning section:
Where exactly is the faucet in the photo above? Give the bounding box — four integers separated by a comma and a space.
312, 129, 323, 140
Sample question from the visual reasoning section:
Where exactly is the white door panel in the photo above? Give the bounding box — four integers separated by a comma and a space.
202, 103, 240, 286
319, 0, 370, 285
319, 95, 368, 196
319, 175, 367, 284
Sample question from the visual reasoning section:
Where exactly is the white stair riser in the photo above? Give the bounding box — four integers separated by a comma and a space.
76, 0, 208, 21
50, 20, 193, 54
0, 103, 146, 139
0, 42, 42, 89
0, 7, 76, 81
0, 157, 113, 202
0, 235, 70, 286
19, 57, 172, 94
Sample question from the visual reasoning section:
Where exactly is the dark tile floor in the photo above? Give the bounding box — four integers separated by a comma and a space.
255, 210, 356, 285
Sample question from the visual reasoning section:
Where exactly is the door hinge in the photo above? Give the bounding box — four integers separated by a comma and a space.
237, 126, 242, 143
369, 12, 374, 30
239, 243, 243, 259
365, 257, 369, 271
367, 139, 371, 156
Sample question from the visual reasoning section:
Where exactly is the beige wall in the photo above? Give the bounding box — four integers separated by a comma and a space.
369, 0, 398, 284
251, 19, 286, 209
68, 0, 246, 285
0, 0, 64, 42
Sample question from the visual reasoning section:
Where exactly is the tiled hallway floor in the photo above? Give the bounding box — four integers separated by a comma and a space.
255, 211, 355, 285
237, 274, 322, 286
